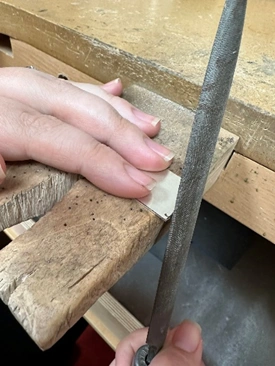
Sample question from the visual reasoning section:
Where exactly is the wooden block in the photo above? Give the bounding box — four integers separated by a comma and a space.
0, 162, 78, 231
0, 179, 162, 349
204, 153, 275, 244
5, 220, 144, 350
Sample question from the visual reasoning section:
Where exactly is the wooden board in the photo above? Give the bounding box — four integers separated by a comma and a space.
0, 179, 162, 350
0, 1, 274, 171
205, 153, 275, 244
5, 219, 144, 351
84, 292, 144, 350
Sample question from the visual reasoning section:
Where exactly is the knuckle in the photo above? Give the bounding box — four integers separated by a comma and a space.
107, 114, 129, 145
87, 140, 109, 161
78, 140, 111, 176
19, 111, 56, 133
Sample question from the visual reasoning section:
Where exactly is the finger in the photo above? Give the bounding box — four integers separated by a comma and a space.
100, 78, 123, 96
0, 154, 6, 184
151, 341, 203, 366
151, 320, 203, 366
0, 68, 173, 172
114, 328, 148, 366
0, 69, 160, 138
0, 97, 157, 198
69, 79, 161, 137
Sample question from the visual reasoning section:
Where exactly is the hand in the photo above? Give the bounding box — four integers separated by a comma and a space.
0, 67, 174, 198
110, 320, 204, 366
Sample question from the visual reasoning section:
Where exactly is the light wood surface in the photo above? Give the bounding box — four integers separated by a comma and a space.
205, 153, 275, 244
0, 0, 274, 171
0, 38, 100, 84
84, 292, 144, 350
0, 162, 78, 231
0, 179, 162, 350
4, 219, 144, 351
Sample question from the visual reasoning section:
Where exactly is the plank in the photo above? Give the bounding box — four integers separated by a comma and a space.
5, 220, 145, 351
0, 1, 274, 170
0, 179, 162, 350
84, 292, 144, 350
204, 153, 275, 244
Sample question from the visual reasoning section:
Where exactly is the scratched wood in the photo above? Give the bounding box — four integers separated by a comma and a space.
0, 162, 78, 231
204, 153, 275, 244
0, 0, 274, 171
0, 179, 163, 349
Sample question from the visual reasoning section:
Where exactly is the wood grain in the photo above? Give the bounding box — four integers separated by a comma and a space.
84, 292, 144, 350
204, 153, 275, 244
0, 179, 162, 349
5, 218, 144, 352
0, 162, 78, 231
0, 38, 100, 84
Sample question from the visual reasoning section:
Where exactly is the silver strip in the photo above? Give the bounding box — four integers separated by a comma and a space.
137, 170, 180, 221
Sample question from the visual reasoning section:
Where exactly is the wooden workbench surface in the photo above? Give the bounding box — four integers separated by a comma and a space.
0, 0, 274, 171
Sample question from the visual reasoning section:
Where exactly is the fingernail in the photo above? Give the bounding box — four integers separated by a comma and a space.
132, 107, 160, 127
104, 78, 121, 86
0, 164, 6, 184
124, 164, 156, 191
144, 137, 174, 162
174, 321, 202, 353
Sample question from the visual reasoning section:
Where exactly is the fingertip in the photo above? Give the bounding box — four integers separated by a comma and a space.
101, 78, 123, 96
172, 320, 202, 353
130, 107, 161, 137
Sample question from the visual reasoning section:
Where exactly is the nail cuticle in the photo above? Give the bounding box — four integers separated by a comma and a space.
124, 164, 156, 190
144, 137, 175, 162
132, 107, 160, 126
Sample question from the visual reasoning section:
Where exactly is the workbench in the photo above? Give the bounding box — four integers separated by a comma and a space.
0, 0, 274, 353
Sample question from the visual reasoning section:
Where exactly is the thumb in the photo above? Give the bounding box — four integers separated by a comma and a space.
151, 320, 204, 366
0, 155, 6, 184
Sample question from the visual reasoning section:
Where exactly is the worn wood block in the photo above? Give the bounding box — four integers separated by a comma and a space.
205, 153, 275, 244
0, 179, 162, 349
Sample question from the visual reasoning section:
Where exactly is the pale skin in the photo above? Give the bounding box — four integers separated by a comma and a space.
0, 67, 204, 365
